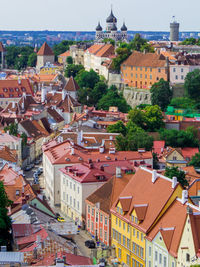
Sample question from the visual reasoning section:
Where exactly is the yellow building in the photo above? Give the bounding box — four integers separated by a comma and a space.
163, 147, 187, 168
39, 62, 59, 75
110, 167, 183, 266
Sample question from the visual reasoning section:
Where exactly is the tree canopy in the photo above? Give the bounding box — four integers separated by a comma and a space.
159, 127, 199, 148
66, 56, 73, 64
97, 85, 131, 113
189, 153, 200, 168
107, 121, 127, 136
128, 105, 164, 132
180, 38, 200, 46
129, 33, 154, 53
111, 47, 131, 71
64, 64, 84, 78
165, 167, 188, 188
169, 97, 196, 109
53, 40, 75, 60
27, 52, 37, 67
184, 69, 200, 101
0, 181, 12, 247
150, 78, 172, 111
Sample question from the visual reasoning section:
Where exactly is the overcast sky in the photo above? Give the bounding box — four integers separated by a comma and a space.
0, 0, 199, 32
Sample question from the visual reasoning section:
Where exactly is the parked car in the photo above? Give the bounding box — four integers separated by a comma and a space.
57, 217, 65, 222
35, 159, 40, 165
39, 167, 43, 174
85, 240, 96, 249
36, 168, 41, 175
30, 163, 34, 168
33, 173, 39, 179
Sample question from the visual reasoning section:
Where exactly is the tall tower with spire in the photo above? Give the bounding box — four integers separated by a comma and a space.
95, 8, 128, 42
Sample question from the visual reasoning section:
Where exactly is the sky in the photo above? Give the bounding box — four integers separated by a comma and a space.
0, 0, 200, 32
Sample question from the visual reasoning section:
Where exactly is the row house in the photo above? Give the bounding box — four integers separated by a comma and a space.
60, 163, 112, 226
0, 79, 33, 108
121, 51, 169, 89
84, 44, 115, 79
43, 140, 153, 206
86, 166, 133, 246
111, 167, 183, 267
170, 52, 200, 84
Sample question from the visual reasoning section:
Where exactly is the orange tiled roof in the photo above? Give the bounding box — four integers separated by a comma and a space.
0, 79, 33, 98
123, 51, 167, 68
64, 76, 80, 92
37, 42, 54, 56
111, 167, 182, 233
58, 50, 70, 57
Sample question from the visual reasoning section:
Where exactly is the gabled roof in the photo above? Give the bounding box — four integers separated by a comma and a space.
58, 50, 70, 58
123, 51, 167, 68
20, 119, 48, 139
134, 204, 148, 221
64, 76, 80, 92
37, 42, 54, 56
181, 147, 199, 160
111, 167, 181, 233
0, 79, 33, 98
119, 197, 132, 212
153, 140, 165, 155
87, 44, 115, 57
47, 107, 64, 123
160, 228, 174, 251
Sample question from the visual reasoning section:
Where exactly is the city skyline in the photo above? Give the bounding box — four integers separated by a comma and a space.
0, 0, 200, 32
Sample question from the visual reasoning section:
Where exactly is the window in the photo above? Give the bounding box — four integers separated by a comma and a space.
70, 182, 72, 189
150, 68, 152, 72
141, 233, 143, 241
133, 229, 135, 236
105, 217, 108, 225
131, 66, 133, 70
164, 256, 167, 267
149, 246, 151, 256
63, 192, 65, 200
158, 68, 161, 73
116, 217, 118, 225
87, 219, 90, 228
123, 235, 126, 246
181, 68, 184, 72
136, 245, 139, 256
145, 74, 147, 79
181, 75, 184, 80
135, 217, 138, 224
132, 242, 135, 252
173, 156, 177, 160
100, 214, 103, 222
66, 194, 68, 202
96, 212, 98, 222
73, 184, 75, 191
127, 225, 130, 233
16, 190, 20, 196
63, 177, 65, 184
127, 238, 130, 249
119, 220, 121, 227
92, 208, 94, 216
159, 254, 162, 264
131, 73, 133, 77
88, 206, 90, 214
140, 247, 144, 258
77, 187, 79, 194
119, 233, 121, 244
140, 74, 142, 78
150, 75, 152, 80
148, 261, 151, 267
140, 67, 142, 71
136, 74, 138, 78
126, 254, 130, 265
118, 248, 121, 259
66, 180, 68, 186
105, 231, 107, 241
137, 231, 139, 239
70, 196, 72, 205
100, 228, 102, 237
186, 253, 190, 262
73, 198, 76, 208
91, 222, 94, 231
145, 67, 147, 71
155, 251, 158, 261
77, 201, 79, 210
117, 206, 119, 213
172, 262, 175, 267
173, 68, 176, 72
123, 222, 125, 230
175, 75, 178, 80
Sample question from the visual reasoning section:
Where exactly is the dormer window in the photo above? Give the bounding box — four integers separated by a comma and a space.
22, 87, 26, 92
3, 88, 7, 92
16, 190, 20, 196
135, 217, 138, 224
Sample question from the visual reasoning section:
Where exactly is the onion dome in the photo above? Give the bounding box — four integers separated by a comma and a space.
121, 22, 127, 31
111, 23, 117, 31
106, 9, 117, 23
96, 22, 102, 31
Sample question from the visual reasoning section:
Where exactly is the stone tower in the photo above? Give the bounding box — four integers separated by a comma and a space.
36, 42, 55, 71
0, 42, 6, 70
170, 16, 179, 42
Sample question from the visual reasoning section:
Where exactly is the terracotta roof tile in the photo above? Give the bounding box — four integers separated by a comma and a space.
64, 76, 80, 92
119, 197, 132, 212
134, 204, 148, 221
0, 79, 33, 98
37, 42, 54, 56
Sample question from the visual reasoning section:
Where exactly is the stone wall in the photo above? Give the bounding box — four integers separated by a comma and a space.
123, 87, 151, 108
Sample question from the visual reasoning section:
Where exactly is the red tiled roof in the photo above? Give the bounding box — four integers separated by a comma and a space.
58, 50, 70, 58
181, 147, 199, 160
0, 79, 33, 98
37, 42, 54, 56
64, 76, 80, 92
123, 51, 167, 68
17, 226, 48, 246
153, 141, 165, 155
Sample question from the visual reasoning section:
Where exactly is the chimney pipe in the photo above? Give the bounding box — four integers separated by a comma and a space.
152, 170, 157, 183
172, 176, 177, 189
181, 190, 188, 204
116, 167, 122, 178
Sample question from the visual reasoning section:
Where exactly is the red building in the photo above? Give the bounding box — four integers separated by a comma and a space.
86, 167, 132, 246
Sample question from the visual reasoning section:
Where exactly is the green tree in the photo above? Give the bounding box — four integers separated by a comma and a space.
0, 181, 12, 247
53, 40, 75, 60
189, 153, 200, 168
27, 52, 37, 67
102, 38, 115, 46
170, 97, 196, 109
75, 69, 100, 89
128, 108, 146, 129
165, 167, 188, 188
184, 69, 200, 101
111, 47, 131, 71
21, 133, 27, 148
6, 46, 34, 69
4, 123, 18, 136
159, 128, 199, 148
107, 121, 127, 136
129, 33, 154, 52
180, 38, 197, 45
144, 105, 164, 131
150, 78, 172, 111
64, 64, 84, 78
66, 56, 73, 64
153, 152, 159, 169
97, 85, 131, 113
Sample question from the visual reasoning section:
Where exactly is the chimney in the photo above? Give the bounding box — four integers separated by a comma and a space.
80, 130, 83, 142
116, 167, 122, 178
23, 92, 26, 99
181, 190, 188, 204
73, 246, 78, 255
99, 146, 104, 153
187, 205, 193, 214
109, 147, 115, 154
152, 170, 157, 183
12, 102, 15, 109
18, 77, 21, 85
172, 176, 178, 189
70, 147, 74, 155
